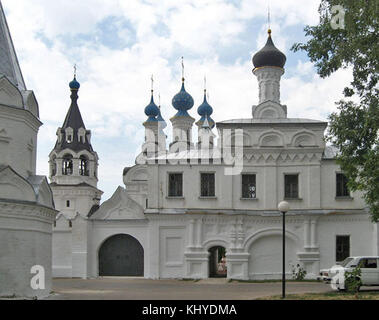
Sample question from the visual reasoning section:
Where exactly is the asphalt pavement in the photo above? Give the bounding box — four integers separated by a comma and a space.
45, 277, 333, 300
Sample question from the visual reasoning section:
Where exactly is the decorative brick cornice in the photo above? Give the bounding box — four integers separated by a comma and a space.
0, 104, 42, 131
0, 199, 57, 223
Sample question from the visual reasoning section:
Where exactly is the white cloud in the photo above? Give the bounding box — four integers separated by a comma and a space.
2, 0, 355, 201
282, 67, 353, 120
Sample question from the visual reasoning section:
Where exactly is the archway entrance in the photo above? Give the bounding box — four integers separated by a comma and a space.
208, 246, 227, 278
99, 234, 144, 276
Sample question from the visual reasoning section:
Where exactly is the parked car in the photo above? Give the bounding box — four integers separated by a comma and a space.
319, 257, 356, 282
330, 256, 379, 291
319, 262, 345, 283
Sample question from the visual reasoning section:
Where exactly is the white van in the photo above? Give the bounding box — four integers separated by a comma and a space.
331, 256, 379, 291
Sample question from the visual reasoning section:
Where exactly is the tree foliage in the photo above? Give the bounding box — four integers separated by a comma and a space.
292, 0, 379, 221
344, 266, 362, 295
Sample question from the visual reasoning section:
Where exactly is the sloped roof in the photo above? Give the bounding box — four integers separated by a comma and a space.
0, 165, 54, 208
0, 1, 26, 91
54, 89, 93, 152
62, 93, 86, 131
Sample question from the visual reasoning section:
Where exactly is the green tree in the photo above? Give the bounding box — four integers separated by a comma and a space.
292, 0, 379, 221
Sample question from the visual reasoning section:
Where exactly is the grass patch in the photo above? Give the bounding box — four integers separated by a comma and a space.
258, 291, 379, 300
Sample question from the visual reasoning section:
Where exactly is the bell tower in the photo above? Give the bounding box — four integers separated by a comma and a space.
49, 76, 100, 189
50, 75, 103, 278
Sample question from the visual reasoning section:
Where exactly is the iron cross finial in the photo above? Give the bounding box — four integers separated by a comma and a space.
181, 56, 185, 82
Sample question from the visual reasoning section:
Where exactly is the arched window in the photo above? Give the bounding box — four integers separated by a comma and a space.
79, 155, 89, 176
62, 154, 73, 175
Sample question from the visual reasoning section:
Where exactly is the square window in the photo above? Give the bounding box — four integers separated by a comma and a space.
284, 174, 299, 199
201, 173, 215, 197
168, 173, 183, 197
242, 174, 256, 199
336, 173, 349, 197
336, 235, 350, 262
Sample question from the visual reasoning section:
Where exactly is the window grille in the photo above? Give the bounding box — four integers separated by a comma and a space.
201, 173, 215, 197
336, 235, 350, 262
242, 174, 256, 198
284, 174, 299, 198
336, 173, 349, 197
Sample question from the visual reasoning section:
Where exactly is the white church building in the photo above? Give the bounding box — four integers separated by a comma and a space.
50, 29, 378, 280
0, 1, 56, 298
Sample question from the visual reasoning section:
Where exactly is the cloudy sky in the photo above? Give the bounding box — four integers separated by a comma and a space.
2, 0, 353, 201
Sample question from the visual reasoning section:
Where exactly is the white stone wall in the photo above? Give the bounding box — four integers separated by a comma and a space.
52, 185, 101, 278
85, 211, 372, 280
321, 160, 366, 208
0, 105, 40, 178
317, 215, 374, 270
143, 161, 365, 212
0, 201, 55, 298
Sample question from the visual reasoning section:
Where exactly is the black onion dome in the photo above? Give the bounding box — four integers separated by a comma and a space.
253, 30, 286, 69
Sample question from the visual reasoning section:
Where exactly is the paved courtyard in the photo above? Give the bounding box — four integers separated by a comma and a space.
45, 278, 333, 300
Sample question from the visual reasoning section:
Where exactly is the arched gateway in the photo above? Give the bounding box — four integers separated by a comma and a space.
208, 246, 227, 278
99, 234, 144, 276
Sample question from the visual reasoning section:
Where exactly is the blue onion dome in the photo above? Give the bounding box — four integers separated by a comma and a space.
172, 80, 194, 117
198, 91, 213, 117
197, 91, 215, 129
156, 106, 167, 128
69, 76, 81, 90
253, 29, 286, 69
144, 92, 159, 122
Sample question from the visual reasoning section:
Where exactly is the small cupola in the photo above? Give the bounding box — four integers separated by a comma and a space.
172, 79, 194, 117
144, 91, 159, 122
252, 29, 286, 70
69, 77, 81, 90
197, 90, 215, 129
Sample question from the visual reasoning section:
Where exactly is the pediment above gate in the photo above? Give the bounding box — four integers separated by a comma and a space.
90, 186, 144, 220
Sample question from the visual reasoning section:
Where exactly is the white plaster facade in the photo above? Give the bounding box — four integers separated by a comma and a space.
51, 31, 378, 281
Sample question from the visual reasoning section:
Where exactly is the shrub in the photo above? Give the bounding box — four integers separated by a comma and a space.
344, 266, 362, 294
291, 264, 307, 281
